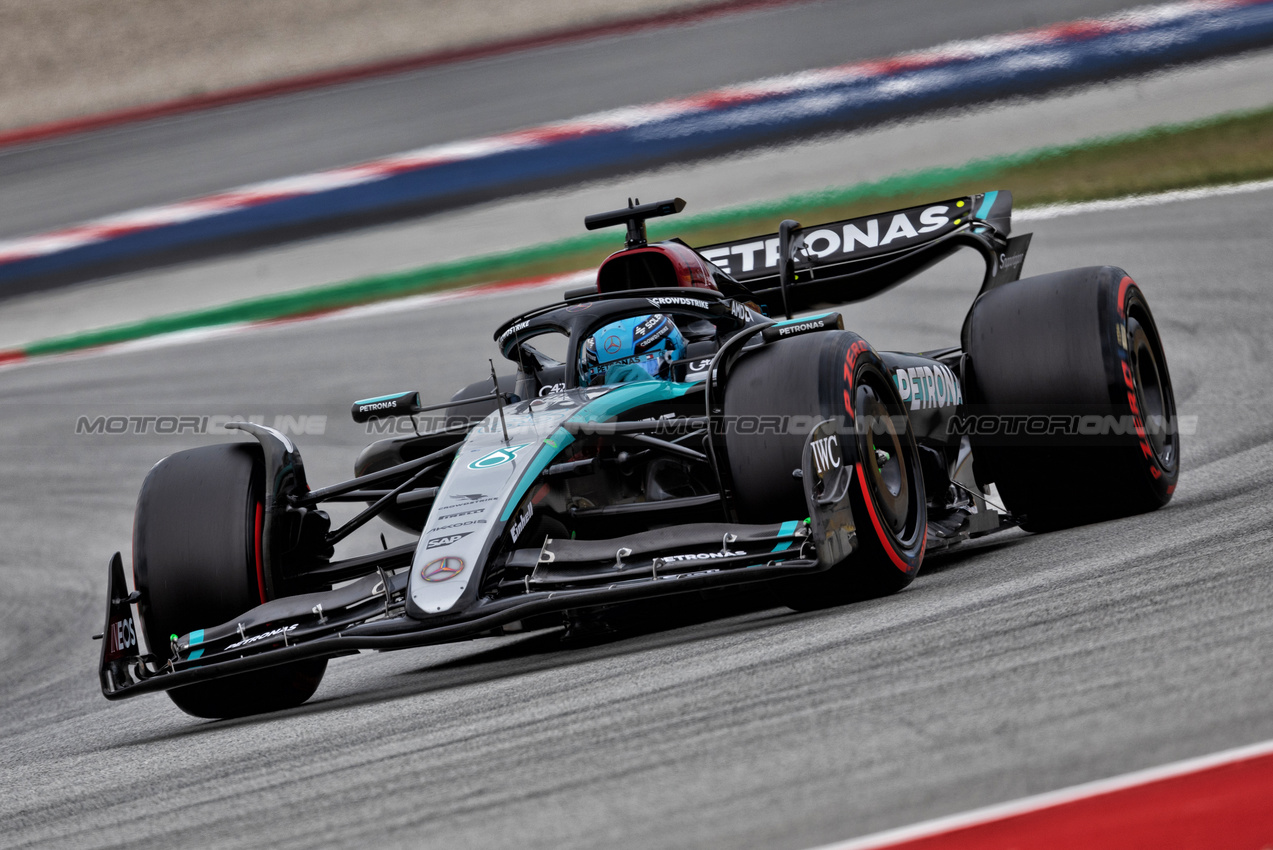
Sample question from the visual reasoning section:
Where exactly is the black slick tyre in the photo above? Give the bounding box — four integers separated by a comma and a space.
133, 443, 326, 719
723, 331, 926, 609
965, 266, 1179, 530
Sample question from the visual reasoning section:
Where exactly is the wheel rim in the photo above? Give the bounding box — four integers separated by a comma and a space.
856, 383, 914, 539
1128, 314, 1177, 470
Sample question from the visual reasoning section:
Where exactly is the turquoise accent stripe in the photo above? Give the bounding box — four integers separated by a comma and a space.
771, 520, 799, 552
500, 426, 576, 521
498, 382, 696, 521
186, 629, 205, 659
571, 381, 696, 424
975, 190, 999, 220
354, 391, 411, 405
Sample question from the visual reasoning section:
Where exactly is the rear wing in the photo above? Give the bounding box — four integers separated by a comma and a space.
695, 191, 1029, 316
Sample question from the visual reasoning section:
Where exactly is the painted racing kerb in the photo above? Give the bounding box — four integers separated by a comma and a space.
2, 0, 1272, 290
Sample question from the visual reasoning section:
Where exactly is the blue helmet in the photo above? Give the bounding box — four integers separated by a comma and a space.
579, 314, 688, 386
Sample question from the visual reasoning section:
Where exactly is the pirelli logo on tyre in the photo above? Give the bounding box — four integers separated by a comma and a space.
842, 339, 871, 419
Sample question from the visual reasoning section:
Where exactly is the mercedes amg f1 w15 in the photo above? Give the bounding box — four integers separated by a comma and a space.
97, 192, 1179, 718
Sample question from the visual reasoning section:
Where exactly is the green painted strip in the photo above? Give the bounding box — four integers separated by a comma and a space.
18, 106, 1273, 361
21, 247, 611, 358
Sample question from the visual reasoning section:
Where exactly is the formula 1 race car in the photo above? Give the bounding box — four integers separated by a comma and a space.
97, 192, 1180, 718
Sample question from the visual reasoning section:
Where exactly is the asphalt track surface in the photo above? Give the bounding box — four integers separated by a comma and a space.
1, 186, 1271, 849
0, 0, 1147, 240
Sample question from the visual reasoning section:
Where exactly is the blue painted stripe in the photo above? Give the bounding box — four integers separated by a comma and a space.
189, 629, 204, 646
187, 649, 204, 660
975, 191, 999, 221
5, 2, 1273, 289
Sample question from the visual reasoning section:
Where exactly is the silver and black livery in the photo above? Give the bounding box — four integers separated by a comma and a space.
98, 191, 1179, 718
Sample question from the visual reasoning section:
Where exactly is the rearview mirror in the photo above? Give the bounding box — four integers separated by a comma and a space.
350, 391, 421, 423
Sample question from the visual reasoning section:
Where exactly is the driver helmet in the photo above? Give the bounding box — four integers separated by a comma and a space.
579, 314, 688, 386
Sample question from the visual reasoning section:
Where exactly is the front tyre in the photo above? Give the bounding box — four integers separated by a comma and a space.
133, 443, 326, 719
723, 331, 926, 609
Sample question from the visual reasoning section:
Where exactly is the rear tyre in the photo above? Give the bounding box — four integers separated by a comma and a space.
965, 266, 1179, 530
134, 443, 326, 719
723, 331, 926, 609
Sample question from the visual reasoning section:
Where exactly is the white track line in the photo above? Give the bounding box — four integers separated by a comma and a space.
1016, 177, 1273, 220
0, 0, 1256, 266
5, 178, 1272, 372
1, 271, 591, 371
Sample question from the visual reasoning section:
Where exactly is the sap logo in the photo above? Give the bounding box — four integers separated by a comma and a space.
894, 363, 963, 410
810, 434, 842, 476
427, 532, 473, 549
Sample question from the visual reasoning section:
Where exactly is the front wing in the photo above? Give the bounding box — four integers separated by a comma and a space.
99, 521, 835, 702
98, 417, 865, 701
